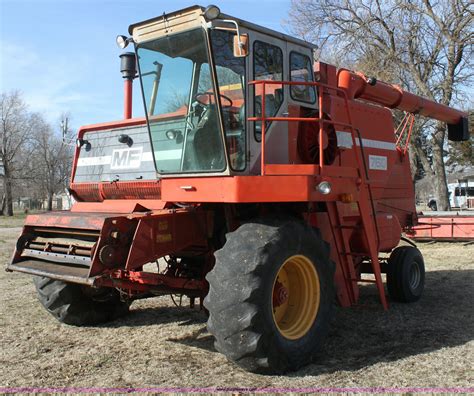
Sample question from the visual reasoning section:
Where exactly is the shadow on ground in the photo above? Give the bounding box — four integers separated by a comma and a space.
297, 268, 474, 376
103, 305, 207, 328
103, 269, 474, 375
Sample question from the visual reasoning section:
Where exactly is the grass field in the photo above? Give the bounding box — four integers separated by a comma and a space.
0, 213, 30, 228
0, 223, 472, 390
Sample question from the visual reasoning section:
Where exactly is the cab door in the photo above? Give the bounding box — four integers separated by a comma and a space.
285, 43, 318, 165
247, 33, 288, 173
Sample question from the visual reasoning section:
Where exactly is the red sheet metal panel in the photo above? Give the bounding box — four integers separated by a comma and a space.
70, 200, 166, 213
24, 211, 110, 230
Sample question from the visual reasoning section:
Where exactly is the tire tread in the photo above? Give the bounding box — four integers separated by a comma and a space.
205, 218, 335, 373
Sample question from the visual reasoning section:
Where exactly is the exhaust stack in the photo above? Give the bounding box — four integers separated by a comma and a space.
119, 52, 137, 119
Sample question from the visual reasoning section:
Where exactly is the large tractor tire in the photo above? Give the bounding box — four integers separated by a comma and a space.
387, 246, 425, 303
33, 276, 130, 326
205, 219, 335, 374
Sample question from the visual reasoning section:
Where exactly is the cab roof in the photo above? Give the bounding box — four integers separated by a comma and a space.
128, 4, 317, 50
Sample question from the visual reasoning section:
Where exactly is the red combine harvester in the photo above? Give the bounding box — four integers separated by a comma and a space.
7, 5, 469, 373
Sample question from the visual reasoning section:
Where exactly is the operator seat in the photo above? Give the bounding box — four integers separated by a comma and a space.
193, 104, 224, 170
239, 103, 245, 128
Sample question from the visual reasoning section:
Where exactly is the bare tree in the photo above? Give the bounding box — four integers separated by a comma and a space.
164, 90, 189, 113
31, 117, 73, 211
289, 0, 473, 210
0, 92, 36, 215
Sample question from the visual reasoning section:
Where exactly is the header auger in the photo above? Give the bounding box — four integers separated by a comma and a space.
7, 5, 469, 373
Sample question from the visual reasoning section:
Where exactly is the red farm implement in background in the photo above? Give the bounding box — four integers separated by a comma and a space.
407, 212, 474, 241
7, 5, 470, 374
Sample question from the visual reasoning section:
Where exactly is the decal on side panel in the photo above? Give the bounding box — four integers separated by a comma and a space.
369, 155, 388, 170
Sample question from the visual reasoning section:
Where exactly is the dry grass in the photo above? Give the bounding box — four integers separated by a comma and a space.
0, 226, 472, 389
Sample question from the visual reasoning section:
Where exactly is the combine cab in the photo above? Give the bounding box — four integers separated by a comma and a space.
7, 5, 469, 373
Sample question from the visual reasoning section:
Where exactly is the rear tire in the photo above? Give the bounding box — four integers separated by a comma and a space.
204, 219, 335, 373
387, 246, 425, 303
33, 277, 130, 326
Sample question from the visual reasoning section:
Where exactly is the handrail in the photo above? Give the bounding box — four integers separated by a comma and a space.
248, 79, 363, 176
395, 113, 415, 156
247, 79, 380, 249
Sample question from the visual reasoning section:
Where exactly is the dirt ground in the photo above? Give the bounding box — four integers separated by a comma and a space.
0, 221, 473, 390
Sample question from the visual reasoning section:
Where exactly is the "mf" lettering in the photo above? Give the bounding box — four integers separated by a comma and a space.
110, 147, 143, 169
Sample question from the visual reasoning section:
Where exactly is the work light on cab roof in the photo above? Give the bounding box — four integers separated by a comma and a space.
203, 4, 220, 20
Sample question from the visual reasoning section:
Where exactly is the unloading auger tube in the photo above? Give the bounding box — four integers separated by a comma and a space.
337, 69, 469, 141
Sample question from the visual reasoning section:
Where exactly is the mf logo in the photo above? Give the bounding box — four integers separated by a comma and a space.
110, 147, 143, 170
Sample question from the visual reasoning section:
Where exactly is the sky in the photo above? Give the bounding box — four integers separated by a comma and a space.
0, 0, 292, 131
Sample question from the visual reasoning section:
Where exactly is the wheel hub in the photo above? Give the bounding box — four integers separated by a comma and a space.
271, 255, 321, 340
273, 280, 289, 307
409, 262, 421, 289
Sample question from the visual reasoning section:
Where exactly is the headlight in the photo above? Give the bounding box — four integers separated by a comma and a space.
317, 181, 332, 195
116, 35, 129, 49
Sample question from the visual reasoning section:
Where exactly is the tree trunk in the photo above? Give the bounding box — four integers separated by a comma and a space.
3, 162, 14, 216
0, 193, 5, 216
47, 192, 53, 211
407, 145, 419, 181
431, 124, 450, 211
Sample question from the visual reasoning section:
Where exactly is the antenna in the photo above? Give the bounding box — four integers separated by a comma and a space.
61, 118, 68, 136
61, 117, 75, 146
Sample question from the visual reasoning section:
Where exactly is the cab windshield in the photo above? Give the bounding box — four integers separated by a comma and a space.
136, 28, 246, 173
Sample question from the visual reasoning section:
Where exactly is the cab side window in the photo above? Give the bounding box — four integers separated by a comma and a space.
253, 41, 284, 141
290, 52, 316, 104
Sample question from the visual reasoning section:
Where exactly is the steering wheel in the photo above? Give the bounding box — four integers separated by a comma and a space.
193, 92, 233, 108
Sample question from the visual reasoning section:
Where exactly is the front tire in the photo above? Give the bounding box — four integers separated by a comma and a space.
34, 277, 130, 326
204, 219, 335, 373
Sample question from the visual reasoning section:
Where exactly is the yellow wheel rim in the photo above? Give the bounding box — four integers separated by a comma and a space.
272, 255, 320, 340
